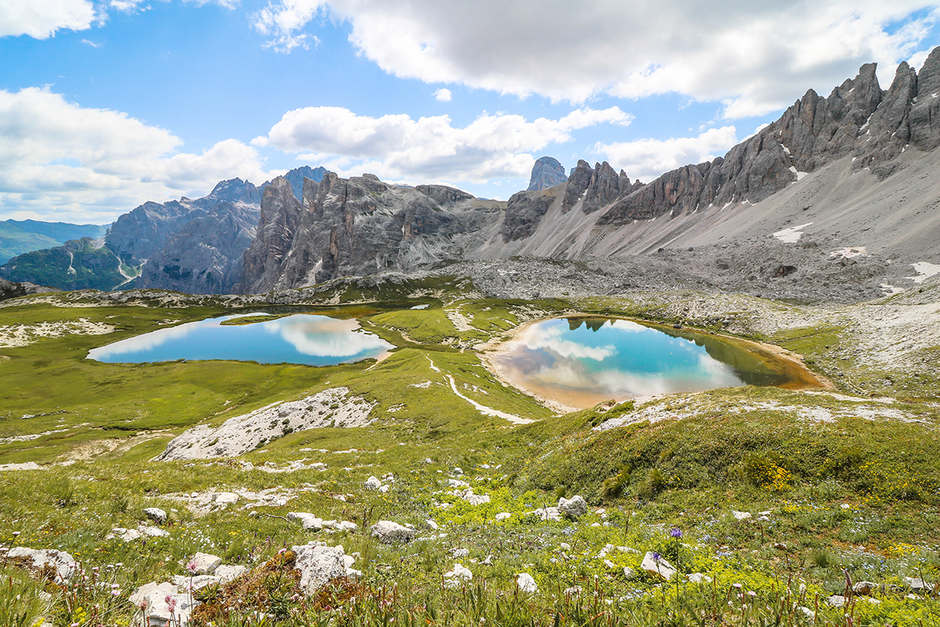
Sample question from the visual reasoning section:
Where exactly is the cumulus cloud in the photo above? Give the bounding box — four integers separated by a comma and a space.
252, 0, 940, 117
0, 0, 96, 38
595, 126, 739, 181
0, 88, 272, 222
255, 105, 630, 182
433, 88, 452, 102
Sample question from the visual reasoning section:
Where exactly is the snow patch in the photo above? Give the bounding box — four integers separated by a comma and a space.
906, 262, 940, 284
772, 222, 813, 244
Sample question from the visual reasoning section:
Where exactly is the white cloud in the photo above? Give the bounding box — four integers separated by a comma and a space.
595, 126, 739, 182
0, 88, 273, 222
433, 88, 452, 102
256, 104, 630, 183
253, 0, 940, 117
0, 0, 96, 38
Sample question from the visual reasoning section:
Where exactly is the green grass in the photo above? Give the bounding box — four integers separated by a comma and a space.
1, 285, 939, 626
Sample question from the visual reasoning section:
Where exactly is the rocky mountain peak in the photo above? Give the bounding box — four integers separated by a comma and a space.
526, 156, 567, 191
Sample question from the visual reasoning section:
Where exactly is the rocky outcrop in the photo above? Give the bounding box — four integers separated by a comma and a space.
137, 200, 259, 294
597, 53, 940, 226
238, 177, 303, 294
526, 156, 567, 191
155, 387, 376, 461
502, 190, 555, 241
240, 173, 499, 293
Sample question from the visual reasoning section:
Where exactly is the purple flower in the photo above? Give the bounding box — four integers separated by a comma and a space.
670, 527, 682, 539
652, 551, 661, 562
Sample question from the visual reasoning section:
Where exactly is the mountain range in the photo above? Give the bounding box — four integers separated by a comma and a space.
4, 49, 940, 297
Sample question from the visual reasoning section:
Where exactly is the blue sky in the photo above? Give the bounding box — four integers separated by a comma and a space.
2, 0, 940, 223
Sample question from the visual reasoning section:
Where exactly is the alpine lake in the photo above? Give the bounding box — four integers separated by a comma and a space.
88, 311, 822, 410
487, 316, 823, 409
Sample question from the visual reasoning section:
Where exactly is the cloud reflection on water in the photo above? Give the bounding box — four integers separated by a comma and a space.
265, 316, 392, 358
496, 318, 745, 406
87, 313, 392, 364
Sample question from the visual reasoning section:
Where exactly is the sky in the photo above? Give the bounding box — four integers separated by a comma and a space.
2, 1, 940, 224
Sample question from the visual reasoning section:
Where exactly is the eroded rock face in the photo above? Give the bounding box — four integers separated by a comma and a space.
526, 156, 567, 191
502, 191, 555, 241
155, 387, 376, 461
240, 173, 500, 293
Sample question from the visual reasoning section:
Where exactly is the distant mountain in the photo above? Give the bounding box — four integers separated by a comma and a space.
237, 48, 940, 295
0, 219, 108, 264
526, 156, 567, 191
0, 168, 319, 294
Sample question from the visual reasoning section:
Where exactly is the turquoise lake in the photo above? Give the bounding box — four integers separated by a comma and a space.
87, 314, 394, 366
491, 317, 804, 409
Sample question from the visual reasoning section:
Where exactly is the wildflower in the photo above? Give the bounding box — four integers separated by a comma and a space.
652, 552, 661, 562
166, 595, 177, 613
747, 590, 757, 597
138, 599, 148, 610
670, 527, 682, 539
186, 559, 198, 574
733, 583, 743, 589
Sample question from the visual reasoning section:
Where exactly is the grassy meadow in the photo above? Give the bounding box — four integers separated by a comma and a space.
0, 281, 938, 626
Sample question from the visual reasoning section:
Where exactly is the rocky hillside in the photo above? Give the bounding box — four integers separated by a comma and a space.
236, 50, 940, 297
0, 168, 326, 295
239, 173, 503, 293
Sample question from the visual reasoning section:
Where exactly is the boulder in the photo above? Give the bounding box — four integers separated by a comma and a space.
129, 582, 195, 627
292, 543, 350, 595
853, 580, 878, 596
558, 495, 588, 519
188, 552, 222, 575
443, 563, 473, 588
371, 521, 415, 543
364, 476, 382, 490
640, 552, 677, 580
516, 573, 538, 593
143, 508, 167, 525
495, 512, 512, 521
7, 547, 76, 583
287, 512, 323, 531
214, 564, 247, 583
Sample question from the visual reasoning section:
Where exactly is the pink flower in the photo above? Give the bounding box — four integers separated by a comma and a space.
186, 560, 198, 574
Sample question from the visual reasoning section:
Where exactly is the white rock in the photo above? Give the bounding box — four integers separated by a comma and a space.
371, 520, 415, 543
292, 543, 349, 595
495, 512, 512, 521
623, 567, 636, 580
143, 508, 167, 525
287, 512, 323, 531
447, 478, 469, 488
443, 563, 473, 588
853, 580, 878, 596
214, 564, 247, 583
559, 542, 571, 551
189, 552, 222, 575
558, 495, 588, 519
364, 476, 382, 490
212, 493, 239, 507
426, 519, 440, 530
640, 552, 677, 580
452, 548, 469, 558
903, 577, 934, 591
516, 573, 538, 593
452, 467, 464, 475
335, 521, 357, 532
138, 525, 169, 538
827, 595, 846, 607
7, 547, 76, 583
603, 559, 616, 569
731, 510, 751, 521
379, 485, 390, 493
129, 582, 194, 627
